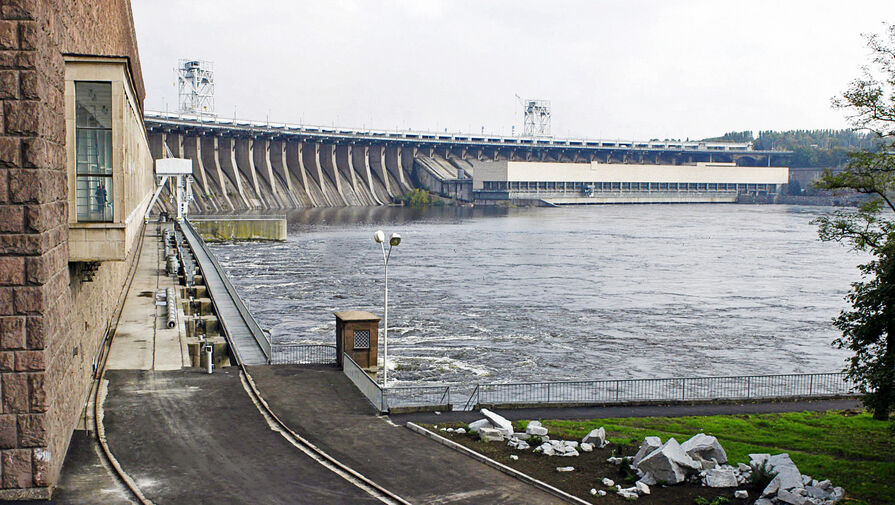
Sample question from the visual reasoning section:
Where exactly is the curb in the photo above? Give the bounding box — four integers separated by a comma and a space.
405, 422, 592, 505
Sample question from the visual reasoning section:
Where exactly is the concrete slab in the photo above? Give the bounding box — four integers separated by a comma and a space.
247, 365, 565, 505
102, 368, 379, 505
107, 223, 186, 371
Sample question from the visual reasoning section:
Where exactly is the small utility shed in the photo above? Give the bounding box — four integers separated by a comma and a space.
334, 311, 380, 373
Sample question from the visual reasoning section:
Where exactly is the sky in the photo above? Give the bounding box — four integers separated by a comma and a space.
131, 1, 892, 141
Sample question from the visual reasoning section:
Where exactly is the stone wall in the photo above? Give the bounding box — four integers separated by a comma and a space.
0, 0, 146, 499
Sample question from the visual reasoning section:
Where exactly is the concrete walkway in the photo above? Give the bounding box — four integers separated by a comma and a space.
100, 368, 381, 505
247, 365, 565, 505
106, 223, 188, 371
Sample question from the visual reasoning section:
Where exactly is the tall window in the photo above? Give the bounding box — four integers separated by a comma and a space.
75, 82, 113, 222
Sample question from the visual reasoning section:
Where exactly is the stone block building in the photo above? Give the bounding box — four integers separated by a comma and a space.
0, 0, 152, 499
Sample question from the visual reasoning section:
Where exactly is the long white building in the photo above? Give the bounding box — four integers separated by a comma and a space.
471, 160, 789, 205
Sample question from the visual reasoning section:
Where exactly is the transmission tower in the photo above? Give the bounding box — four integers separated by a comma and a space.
176, 59, 215, 115
522, 98, 551, 137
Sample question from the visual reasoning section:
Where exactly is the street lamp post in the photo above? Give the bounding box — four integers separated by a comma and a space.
374, 230, 401, 387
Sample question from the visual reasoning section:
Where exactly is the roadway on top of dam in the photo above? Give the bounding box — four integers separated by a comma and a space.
145, 111, 788, 160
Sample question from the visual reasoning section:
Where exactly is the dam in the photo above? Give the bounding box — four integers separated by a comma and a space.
145, 112, 791, 210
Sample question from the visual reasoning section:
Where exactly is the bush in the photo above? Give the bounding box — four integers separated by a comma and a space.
750, 460, 779, 489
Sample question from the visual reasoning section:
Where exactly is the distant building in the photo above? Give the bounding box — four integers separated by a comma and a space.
471, 160, 789, 205
0, 1, 152, 499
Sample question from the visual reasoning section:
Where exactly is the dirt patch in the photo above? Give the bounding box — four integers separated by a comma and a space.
422, 423, 756, 505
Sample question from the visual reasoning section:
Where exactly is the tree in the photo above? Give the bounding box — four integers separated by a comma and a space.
814, 23, 895, 420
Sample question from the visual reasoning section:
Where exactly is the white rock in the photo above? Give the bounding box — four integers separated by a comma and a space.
455, 428, 466, 434
517, 441, 530, 450
749, 453, 771, 465
512, 432, 530, 440
681, 433, 728, 464
754, 499, 774, 505
734, 490, 748, 499
606, 457, 624, 465
556, 466, 574, 472
830, 487, 845, 503
616, 489, 639, 501
480, 409, 514, 436
526, 425, 548, 436
580, 442, 594, 452
601, 477, 615, 487
636, 438, 701, 485
582, 427, 607, 447
542, 445, 555, 456
805, 485, 830, 500
528, 420, 542, 427
766, 453, 804, 491
816, 479, 832, 491
635, 481, 650, 495
737, 463, 751, 472
633, 436, 662, 465
509, 454, 518, 461
561, 449, 579, 457
703, 468, 738, 488
776, 489, 809, 505
564, 440, 579, 448
590, 488, 597, 496
598, 490, 607, 496
468, 419, 493, 433
478, 427, 505, 442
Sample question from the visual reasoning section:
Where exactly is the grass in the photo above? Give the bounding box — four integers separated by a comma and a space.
538, 410, 893, 505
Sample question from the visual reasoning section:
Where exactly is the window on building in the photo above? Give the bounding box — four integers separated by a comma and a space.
353, 329, 370, 349
75, 82, 113, 222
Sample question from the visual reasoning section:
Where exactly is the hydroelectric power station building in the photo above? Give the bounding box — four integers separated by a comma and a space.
471, 160, 789, 205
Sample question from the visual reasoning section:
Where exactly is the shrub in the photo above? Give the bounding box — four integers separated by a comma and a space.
750, 460, 779, 490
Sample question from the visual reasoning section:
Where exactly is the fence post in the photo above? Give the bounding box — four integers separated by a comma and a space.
747, 376, 751, 398
547, 382, 552, 404
615, 380, 620, 402
681, 379, 686, 401
809, 374, 814, 396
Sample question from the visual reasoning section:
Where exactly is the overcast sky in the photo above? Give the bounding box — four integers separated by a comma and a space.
131, 1, 891, 140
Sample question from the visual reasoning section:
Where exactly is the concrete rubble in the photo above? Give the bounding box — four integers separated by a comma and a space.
451, 414, 848, 505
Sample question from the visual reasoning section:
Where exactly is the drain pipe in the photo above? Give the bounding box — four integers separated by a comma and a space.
165, 288, 176, 328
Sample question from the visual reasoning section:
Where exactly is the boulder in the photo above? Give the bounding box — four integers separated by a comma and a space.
513, 432, 530, 440
582, 427, 607, 447
597, 490, 607, 497
589, 488, 597, 496
516, 441, 530, 451
636, 438, 701, 485
766, 453, 804, 491
749, 453, 771, 465
480, 409, 514, 436
637, 473, 657, 486
468, 419, 493, 433
830, 487, 845, 503
580, 442, 594, 452
703, 468, 738, 488
478, 428, 505, 442
602, 477, 615, 487
616, 488, 639, 501
526, 425, 548, 436
509, 454, 518, 461
635, 481, 650, 495
681, 433, 728, 464
556, 466, 574, 472
776, 489, 809, 505
632, 436, 662, 465
734, 490, 748, 499
754, 499, 774, 505
816, 479, 832, 491
805, 486, 830, 500
542, 445, 555, 456
455, 428, 466, 434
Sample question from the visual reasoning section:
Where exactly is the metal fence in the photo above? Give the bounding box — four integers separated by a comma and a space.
465, 372, 855, 410
383, 386, 451, 411
343, 353, 385, 413
271, 344, 337, 365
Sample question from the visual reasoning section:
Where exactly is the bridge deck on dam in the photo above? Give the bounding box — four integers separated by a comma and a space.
180, 220, 270, 365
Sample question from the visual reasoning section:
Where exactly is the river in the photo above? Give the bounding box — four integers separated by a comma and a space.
208, 204, 862, 388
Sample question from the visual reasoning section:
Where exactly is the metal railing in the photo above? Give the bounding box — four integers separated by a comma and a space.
342, 353, 385, 413
271, 344, 337, 365
465, 372, 855, 410
383, 386, 451, 411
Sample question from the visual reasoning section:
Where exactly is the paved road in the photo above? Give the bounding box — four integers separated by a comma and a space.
100, 368, 381, 505
390, 398, 862, 425
248, 365, 566, 505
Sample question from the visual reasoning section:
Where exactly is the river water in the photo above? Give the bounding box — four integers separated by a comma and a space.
208, 204, 862, 388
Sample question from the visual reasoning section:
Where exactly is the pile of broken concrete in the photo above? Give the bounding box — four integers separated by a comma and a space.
456, 409, 845, 504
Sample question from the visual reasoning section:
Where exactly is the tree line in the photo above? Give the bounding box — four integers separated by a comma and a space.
703, 129, 883, 168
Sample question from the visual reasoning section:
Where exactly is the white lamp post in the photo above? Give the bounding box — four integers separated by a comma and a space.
373, 230, 401, 387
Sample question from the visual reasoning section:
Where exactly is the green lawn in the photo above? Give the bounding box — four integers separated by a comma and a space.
535, 411, 893, 505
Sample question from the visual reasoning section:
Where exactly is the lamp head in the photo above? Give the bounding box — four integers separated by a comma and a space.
389, 233, 401, 247
374, 230, 385, 243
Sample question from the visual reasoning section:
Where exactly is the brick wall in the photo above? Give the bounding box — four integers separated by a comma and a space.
0, 0, 146, 498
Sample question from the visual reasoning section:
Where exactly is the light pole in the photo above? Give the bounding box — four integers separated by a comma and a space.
373, 230, 401, 387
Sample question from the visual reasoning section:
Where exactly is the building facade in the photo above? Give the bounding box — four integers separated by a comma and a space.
0, 0, 151, 499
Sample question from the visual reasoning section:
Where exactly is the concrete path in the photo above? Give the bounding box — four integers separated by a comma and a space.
100, 368, 381, 505
390, 398, 863, 425
247, 365, 565, 505
106, 223, 188, 371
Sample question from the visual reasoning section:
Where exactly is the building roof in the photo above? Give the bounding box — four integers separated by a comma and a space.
334, 311, 381, 322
